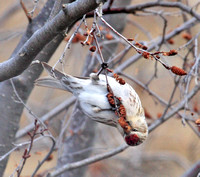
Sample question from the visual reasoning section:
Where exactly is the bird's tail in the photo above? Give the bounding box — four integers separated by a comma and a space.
35, 62, 74, 93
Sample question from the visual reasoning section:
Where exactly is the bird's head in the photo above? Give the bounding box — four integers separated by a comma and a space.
117, 115, 148, 146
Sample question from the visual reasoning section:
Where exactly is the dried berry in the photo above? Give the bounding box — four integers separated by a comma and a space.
80, 41, 85, 46
163, 49, 177, 56
169, 49, 178, 56
142, 52, 150, 59
64, 33, 85, 43
89, 46, 96, 52
182, 32, 192, 40
155, 55, 160, 59
113, 73, 119, 79
144, 109, 152, 119
193, 102, 199, 113
118, 117, 127, 128
127, 38, 134, 41
86, 41, 90, 45
142, 45, 148, 50
135, 42, 140, 46
113, 73, 126, 85
195, 119, 200, 126
157, 113, 162, 119
171, 66, 187, 76
106, 68, 113, 73
167, 39, 174, 45
105, 33, 113, 40
118, 78, 126, 85
46, 154, 53, 161
119, 104, 126, 117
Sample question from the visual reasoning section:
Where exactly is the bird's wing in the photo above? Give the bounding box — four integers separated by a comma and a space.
35, 62, 88, 94
42, 62, 90, 80
41, 62, 66, 80
35, 76, 68, 91
35, 62, 73, 91
74, 76, 90, 79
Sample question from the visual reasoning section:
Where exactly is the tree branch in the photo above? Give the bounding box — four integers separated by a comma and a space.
47, 144, 128, 177
15, 97, 76, 139
181, 160, 200, 177
0, 0, 104, 81
149, 84, 200, 131
86, 1, 200, 21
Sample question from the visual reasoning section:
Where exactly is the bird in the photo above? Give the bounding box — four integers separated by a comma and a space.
35, 62, 148, 146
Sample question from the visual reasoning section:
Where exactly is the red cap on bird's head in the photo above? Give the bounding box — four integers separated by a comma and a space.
125, 134, 140, 146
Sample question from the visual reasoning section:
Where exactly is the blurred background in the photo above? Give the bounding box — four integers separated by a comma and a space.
0, 0, 199, 176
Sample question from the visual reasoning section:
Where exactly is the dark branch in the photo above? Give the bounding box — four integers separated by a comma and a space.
86, 1, 200, 20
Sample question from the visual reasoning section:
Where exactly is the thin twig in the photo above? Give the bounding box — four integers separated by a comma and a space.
53, 15, 86, 69
181, 160, 200, 177
93, 31, 105, 63
0, 136, 44, 162
17, 120, 40, 176
10, 79, 52, 136
31, 135, 56, 177
47, 144, 128, 177
149, 84, 200, 132
15, 97, 76, 139
20, 0, 32, 22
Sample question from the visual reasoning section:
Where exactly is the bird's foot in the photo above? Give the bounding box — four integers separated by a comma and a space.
90, 73, 99, 84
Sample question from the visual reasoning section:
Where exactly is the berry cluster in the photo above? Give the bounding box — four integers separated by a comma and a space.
113, 73, 126, 85
106, 81, 132, 134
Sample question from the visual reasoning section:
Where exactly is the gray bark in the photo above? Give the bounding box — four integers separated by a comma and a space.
0, 1, 57, 174
0, 0, 103, 81
181, 160, 200, 177
0, 0, 102, 175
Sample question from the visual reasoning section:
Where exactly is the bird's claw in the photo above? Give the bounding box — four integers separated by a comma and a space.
90, 73, 99, 83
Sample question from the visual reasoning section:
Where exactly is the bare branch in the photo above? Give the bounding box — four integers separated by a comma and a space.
126, 1, 200, 20
31, 135, 56, 177
149, 84, 200, 132
0, 0, 104, 81
47, 144, 128, 177
15, 97, 76, 139
114, 17, 197, 74
181, 160, 200, 177
20, 0, 32, 22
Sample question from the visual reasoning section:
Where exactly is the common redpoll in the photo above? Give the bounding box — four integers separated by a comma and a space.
35, 62, 148, 146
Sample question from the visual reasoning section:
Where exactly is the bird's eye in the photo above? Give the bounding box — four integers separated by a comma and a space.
132, 128, 138, 132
